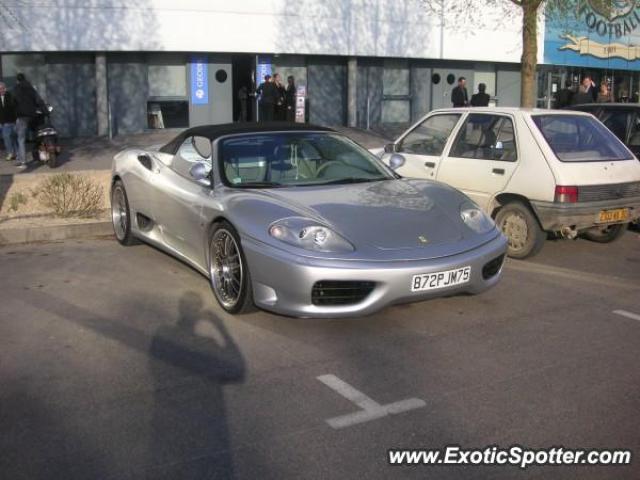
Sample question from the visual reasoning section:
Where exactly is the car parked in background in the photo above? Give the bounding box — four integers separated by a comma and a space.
373, 108, 640, 259
568, 103, 640, 158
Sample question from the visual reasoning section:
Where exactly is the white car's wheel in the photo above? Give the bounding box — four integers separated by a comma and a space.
495, 202, 545, 259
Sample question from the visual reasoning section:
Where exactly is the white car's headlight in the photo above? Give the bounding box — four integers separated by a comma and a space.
269, 217, 354, 253
460, 202, 495, 234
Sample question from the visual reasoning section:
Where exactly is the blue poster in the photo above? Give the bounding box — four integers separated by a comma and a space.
544, 1, 640, 70
257, 55, 272, 83
191, 58, 209, 105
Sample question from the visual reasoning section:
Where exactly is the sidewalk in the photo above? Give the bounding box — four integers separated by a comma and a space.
0, 125, 396, 177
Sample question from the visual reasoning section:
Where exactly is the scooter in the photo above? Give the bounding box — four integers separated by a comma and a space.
31, 105, 60, 168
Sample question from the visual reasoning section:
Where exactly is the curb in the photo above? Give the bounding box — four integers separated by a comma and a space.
0, 221, 113, 246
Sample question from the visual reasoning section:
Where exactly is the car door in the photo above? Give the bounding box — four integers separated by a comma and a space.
435, 113, 519, 211
388, 113, 463, 179
153, 135, 212, 269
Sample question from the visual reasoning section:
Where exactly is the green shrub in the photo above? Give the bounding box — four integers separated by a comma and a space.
36, 173, 103, 218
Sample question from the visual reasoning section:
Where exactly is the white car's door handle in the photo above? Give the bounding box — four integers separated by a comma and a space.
424, 161, 436, 168
492, 168, 505, 175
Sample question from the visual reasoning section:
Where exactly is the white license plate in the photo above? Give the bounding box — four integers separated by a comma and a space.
411, 266, 471, 292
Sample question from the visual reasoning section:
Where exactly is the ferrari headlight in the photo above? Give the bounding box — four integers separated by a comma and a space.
460, 202, 495, 234
269, 217, 354, 253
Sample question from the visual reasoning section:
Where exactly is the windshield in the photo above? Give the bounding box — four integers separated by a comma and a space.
532, 114, 634, 162
219, 132, 393, 188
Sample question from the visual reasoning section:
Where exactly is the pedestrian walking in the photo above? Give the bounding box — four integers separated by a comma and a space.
451, 77, 469, 108
257, 74, 276, 122
285, 76, 296, 122
470, 83, 490, 107
273, 73, 286, 121
13, 73, 45, 168
554, 80, 574, 109
0, 81, 18, 161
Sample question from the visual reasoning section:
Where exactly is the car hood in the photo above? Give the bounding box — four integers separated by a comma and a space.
226, 179, 499, 261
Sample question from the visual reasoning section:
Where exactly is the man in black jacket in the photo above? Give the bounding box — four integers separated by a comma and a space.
256, 74, 277, 122
0, 81, 18, 161
470, 83, 490, 107
13, 73, 45, 167
451, 77, 469, 107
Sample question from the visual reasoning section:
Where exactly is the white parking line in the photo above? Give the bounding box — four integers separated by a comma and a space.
613, 310, 640, 322
317, 374, 426, 429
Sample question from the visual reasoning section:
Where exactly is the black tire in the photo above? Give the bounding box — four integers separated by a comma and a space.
48, 151, 57, 168
208, 221, 254, 314
582, 223, 628, 243
110, 180, 138, 246
494, 201, 546, 259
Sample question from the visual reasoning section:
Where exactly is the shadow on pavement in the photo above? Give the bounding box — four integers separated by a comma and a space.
12, 289, 245, 480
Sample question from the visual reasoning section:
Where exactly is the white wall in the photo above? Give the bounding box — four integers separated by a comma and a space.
0, 0, 530, 63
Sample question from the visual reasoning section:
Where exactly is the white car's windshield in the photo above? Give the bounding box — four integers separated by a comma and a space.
532, 114, 634, 162
219, 132, 393, 188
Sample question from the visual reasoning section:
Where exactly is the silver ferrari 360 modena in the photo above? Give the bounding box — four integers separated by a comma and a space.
111, 123, 507, 318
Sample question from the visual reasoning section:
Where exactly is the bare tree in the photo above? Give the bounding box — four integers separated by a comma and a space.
422, 0, 577, 108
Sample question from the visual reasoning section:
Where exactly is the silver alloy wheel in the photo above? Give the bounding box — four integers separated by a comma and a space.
500, 212, 528, 252
111, 186, 128, 241
210, 228, 244, 309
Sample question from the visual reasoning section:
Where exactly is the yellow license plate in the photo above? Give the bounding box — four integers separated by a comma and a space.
598, 208, 629, 223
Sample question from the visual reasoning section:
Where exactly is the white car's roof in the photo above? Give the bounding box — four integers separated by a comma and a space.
429, 107, 593, 117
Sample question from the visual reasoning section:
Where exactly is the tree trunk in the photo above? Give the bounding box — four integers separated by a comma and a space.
520, 0, 541, 108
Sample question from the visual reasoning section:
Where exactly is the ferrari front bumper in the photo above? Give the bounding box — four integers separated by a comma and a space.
242, 233, 508, 318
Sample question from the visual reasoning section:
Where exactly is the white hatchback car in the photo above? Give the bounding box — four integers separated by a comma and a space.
375, 108, 640, 258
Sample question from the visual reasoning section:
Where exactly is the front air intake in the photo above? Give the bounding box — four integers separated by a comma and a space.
482, 255, 505, 280
311, 281, 375, 306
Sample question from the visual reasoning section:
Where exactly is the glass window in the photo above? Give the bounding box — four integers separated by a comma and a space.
147, 101, 189, 129
172, 136, 212, 179
219, 133, 392, 188
629, 113, 640, 147
148, 64, 186, 97
600, 110, 631, 143
449, 114, 517, 161
532, 114, 633, 162
399, 114, 461, 156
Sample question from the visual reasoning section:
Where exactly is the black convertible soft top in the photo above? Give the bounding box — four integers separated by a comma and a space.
158, 122, 335, 155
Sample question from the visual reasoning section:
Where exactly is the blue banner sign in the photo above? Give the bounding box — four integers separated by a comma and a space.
544, 1, 640, 70
257, 55, 272, 83
191, 58, 209, 105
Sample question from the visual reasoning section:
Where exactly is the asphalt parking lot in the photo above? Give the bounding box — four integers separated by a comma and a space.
1, 232, 639, 479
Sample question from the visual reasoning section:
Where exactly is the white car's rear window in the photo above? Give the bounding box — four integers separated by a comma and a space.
532, 114, 633, 162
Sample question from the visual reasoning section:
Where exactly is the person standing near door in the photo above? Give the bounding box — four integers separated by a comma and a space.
285, 76, 296, 122
0, 81, 18, 161
257, 74, 277, 122
451, 77, 469, 108
272, 73, 286, 121
237, 85, 248, 122
470, 83, 490, 107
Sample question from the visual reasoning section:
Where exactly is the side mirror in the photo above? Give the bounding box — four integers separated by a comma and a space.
189, 162, 211, 186
384, 143, 398, 154
388, 153, 406, 171
192, 136, 212, 159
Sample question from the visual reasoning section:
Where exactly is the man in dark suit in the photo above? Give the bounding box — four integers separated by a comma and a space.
470, 83, 490, 107
571, 76, 595, 105
451, 77, 469, 108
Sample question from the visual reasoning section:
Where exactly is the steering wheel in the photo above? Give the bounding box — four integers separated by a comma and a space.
315, 160, 344, 178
